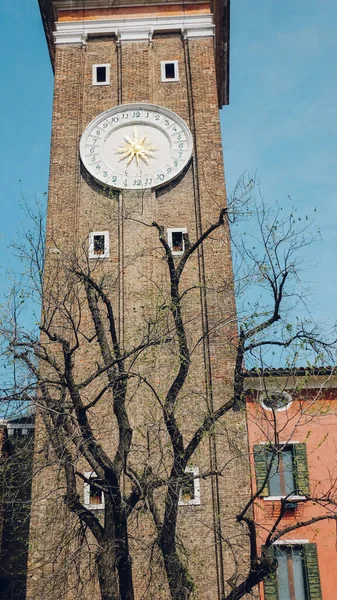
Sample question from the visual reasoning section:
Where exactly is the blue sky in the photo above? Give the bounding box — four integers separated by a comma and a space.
221, 0, 337, 328
0, 0, 336, 333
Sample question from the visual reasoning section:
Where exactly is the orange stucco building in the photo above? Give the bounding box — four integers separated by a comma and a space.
245, 369, 337, 600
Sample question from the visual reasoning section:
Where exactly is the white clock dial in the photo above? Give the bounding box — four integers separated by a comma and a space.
79, 103, 193, 190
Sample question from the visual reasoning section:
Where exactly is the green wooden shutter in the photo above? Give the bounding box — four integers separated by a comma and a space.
293, 443, 310, 495
303, 543, 323, 600
262, 545, 279, 600
253, 444, 269, 497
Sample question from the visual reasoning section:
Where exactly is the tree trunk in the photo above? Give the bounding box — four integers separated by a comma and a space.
115, 513, 135, 600
159, 480, 194, 600
96, 527, 134, 600
162, 552, 194, 600
97, 541, 120, 600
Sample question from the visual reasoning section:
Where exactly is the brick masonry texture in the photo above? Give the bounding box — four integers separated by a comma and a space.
27, 22, 252, 600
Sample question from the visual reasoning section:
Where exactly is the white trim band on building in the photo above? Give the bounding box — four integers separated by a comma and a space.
54, 0, 207, 8
54, 14, 214, 45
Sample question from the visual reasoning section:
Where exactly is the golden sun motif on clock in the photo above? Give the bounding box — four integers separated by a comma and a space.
116, 127, 157, 167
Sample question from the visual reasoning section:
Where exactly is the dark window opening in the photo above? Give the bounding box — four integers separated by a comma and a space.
89, 477, 103, 505
93, 235, 105, 255
165, 63, 176, 79
96, 66, 107, 83
181, 472, 195, 502
12, 428, 24, 437
172, 231, 184, 253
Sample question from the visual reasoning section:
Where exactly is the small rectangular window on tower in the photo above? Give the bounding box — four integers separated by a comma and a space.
161, 61, 179, 82
178, 466, 200, 506
92, 64, 110, 86
83, 472, 105, 510
167, 228, 187, 256
89, 231, 110, 259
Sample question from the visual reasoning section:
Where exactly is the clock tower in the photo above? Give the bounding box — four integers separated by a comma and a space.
28, 1, 250, 599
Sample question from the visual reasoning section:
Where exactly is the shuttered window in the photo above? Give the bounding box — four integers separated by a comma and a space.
253, 444, 270, 497
303, 545, 323, 600
253, 443, 309, 497
293, 444, 310, 495
264, 544, 322, 600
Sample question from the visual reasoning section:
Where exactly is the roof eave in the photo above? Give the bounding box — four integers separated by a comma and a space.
212, 0, 230, 107
38, 0, 56, 71
38, 0, 230, 106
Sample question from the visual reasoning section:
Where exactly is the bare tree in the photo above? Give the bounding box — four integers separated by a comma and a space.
0, 182, 336, 600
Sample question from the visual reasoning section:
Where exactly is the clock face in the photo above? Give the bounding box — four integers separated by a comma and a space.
79, 103, 193, 190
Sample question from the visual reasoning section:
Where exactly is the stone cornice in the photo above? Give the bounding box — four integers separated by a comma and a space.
54, 0, 206, 7
212, 0, 230, 106
244, 370, 337, 391
54, 14, 214, 44
38, 0, 230, 106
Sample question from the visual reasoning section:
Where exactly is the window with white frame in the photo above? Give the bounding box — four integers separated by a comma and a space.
161, 60, 179, 82
83, 472, 105, 510
92, 64, 110, 86
167, 228, 187, 256
89, 231, 109, 259
178, 466, 200, 506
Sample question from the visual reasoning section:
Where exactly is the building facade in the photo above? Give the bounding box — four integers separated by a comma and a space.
246, 370, 337, 600
27, 1, 252, 600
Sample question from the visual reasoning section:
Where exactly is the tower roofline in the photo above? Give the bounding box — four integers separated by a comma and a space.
38, 0, 230, 107
244, 366, 337, 391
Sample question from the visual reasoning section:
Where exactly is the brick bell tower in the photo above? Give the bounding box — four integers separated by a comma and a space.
29, 1, 251, 599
